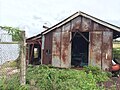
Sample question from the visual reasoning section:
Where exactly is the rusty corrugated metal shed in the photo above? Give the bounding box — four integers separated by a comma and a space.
41, 11, 120, 70
27, 11, 120, 70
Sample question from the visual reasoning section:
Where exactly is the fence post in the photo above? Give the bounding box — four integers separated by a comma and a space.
20, 31, 26, 85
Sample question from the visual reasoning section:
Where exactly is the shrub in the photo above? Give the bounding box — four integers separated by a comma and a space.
0, 65, 110, 90
83, 65, 110, 83
26, 65, 109, 90
113, 48, 120, 63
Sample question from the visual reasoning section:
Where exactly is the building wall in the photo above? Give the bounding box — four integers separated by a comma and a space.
90, 21, 113, 70
42, 16, 113, 70
52, 23, 71, 68
42, 32, 52, 65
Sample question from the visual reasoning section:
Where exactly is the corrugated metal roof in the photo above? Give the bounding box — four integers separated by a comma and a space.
26, 33, 41, 41
42, 11, 120, 35
27, 11, 120, 40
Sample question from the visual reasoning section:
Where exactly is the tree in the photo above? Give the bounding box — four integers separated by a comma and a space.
0, 26, 22, 41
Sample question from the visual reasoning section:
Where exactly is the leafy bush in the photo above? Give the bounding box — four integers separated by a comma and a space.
83, 65, 101, 75
0, 26, 22, 41
83, 65, 111, 83
113, 48, 120, 63
0, 65, 110, 90
26, 65, 109, 90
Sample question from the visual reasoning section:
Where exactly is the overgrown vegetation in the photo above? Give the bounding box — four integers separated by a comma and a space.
113, 42, 120, 63
0, 26, 22, 41
113, 48, 120, 60
0, 65, 112, 90
0, 74, 30, 90
26, 65, 110, 90
112, 42, 120, 76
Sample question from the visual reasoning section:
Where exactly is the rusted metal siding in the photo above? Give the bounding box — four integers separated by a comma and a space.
81, 17, 92, 32
90, 22, 113, 70
71, 16, 92, 32
71, 16, 81, 32
52, 28, 61, 67
45, 15, 113, 69
52, 23, 71, 68
42, 32, 52, 64
89, 31, 102, 68
61, 23, 71, 68
102, 31, 113, 70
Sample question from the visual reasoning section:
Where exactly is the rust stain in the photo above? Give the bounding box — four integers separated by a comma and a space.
90, 31, 102, 67
102, 31, 112, 70
53, 34, 61, 59
72, 23, 81, 31
61, 32, 69, 63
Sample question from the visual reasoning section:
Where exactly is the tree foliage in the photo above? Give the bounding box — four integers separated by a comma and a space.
0, 26, 22, 41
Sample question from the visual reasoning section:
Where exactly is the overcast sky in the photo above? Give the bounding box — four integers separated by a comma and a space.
0, 0, 120, 37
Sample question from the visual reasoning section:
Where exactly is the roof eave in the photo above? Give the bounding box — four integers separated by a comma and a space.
42, 11, 120, 35
80, 12, 120, 32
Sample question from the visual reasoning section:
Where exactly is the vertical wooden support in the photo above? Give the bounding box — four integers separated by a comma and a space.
20, 31, 26, 85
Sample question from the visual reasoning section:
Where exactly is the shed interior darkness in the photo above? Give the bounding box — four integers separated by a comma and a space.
71, 32, 89, 67
113, 30, 120, 39
29, 44, 41, 65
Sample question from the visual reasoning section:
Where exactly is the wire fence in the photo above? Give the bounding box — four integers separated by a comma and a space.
0, 31, 26, 89
0, 42, 20, 76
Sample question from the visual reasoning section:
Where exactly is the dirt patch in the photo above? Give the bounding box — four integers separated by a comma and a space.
103, 77, 120, 90
0, 66, 20, 77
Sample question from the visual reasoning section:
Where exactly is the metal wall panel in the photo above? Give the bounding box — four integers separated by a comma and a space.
90, 31, 102, 68
93, 22, 111, 31
71, 16, 81, 32
52, 28, 61, 67
82, 17, 92, 32
43, 32, 52, 64
61, 23, 71, 68
102, 31, 112, 70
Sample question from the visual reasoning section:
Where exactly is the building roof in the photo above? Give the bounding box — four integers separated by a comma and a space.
26, 33, 41, 42
42, 11, 120, 35
27, 11, 120, 40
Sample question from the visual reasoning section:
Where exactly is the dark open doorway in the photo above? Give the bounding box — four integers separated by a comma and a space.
71, 32, 89, 67
29, 44, 41, 65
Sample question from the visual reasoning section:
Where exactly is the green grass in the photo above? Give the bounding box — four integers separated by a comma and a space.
1, 60, 17, 68
0, 65, 111, 90
26, 65, 110, 90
